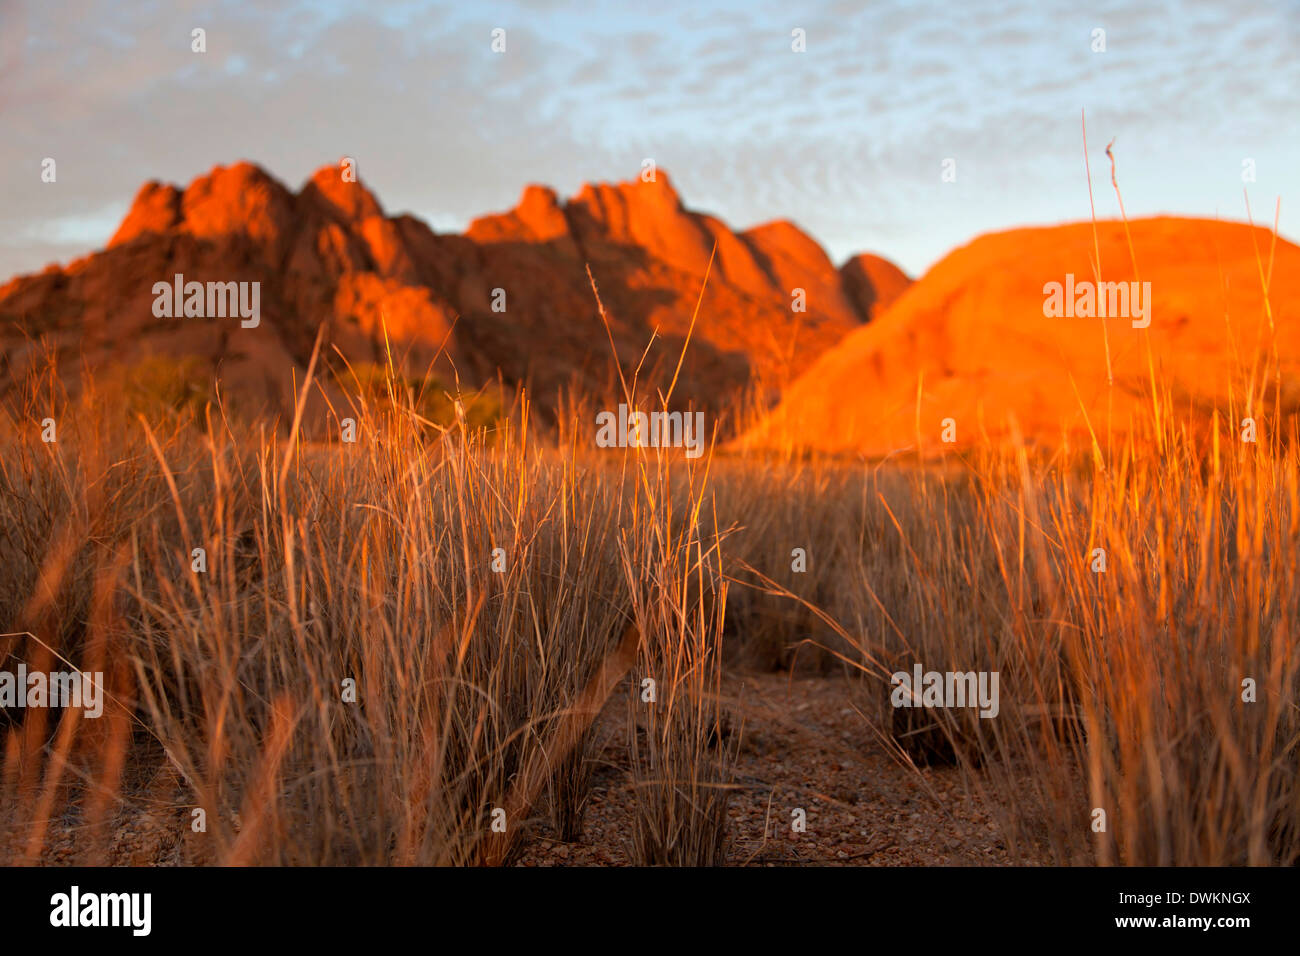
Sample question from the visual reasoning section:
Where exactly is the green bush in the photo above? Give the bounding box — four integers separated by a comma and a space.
348, 362, 503, 433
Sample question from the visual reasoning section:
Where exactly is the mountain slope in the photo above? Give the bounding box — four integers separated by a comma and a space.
740, 217, 1300, 456
0, 162, 908, 424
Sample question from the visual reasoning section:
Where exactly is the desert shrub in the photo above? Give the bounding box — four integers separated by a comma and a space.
346, 361, 503, 433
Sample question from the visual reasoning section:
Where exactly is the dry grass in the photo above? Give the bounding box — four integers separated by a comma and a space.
0, 344, 744, 865
1, 354, 1296, 866
724, 423, 1300, 865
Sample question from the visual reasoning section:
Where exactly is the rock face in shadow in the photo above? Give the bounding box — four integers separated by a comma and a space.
839, 253, 912, 323
741, 218, 1300, 456
0, 162, 908, 426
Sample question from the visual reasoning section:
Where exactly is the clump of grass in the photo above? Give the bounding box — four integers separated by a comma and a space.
1, 353, 640, 864
619, 458, 736, 866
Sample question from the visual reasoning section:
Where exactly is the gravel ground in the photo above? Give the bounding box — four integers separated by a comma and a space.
6, 671, 1053, 866
516, 671, 1051, 866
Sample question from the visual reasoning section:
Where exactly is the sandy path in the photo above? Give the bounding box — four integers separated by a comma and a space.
517, 671, 1041, 866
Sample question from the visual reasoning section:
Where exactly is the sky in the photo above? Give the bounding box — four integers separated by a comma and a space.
1, 0, 1297, 281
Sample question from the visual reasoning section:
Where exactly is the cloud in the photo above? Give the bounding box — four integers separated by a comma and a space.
0, 0, 1295, 280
